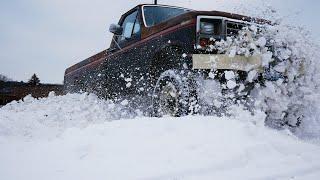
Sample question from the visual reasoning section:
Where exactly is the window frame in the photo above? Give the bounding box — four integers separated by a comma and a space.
116, 9, 142, 47
141, 5, 192, 27
118, 11, 138, 41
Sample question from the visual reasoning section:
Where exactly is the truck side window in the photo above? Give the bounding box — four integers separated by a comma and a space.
119, 11, 140, 42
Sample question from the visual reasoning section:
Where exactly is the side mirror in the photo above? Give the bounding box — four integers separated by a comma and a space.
109, 24, 123, 35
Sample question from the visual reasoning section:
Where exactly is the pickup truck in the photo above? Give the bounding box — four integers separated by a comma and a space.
64, 4, 270, 116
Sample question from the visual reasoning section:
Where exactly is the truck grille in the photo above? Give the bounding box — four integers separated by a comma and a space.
226, 21, 247, 36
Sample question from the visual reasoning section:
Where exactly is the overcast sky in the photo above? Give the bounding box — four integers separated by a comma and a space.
1, 0, 319, 83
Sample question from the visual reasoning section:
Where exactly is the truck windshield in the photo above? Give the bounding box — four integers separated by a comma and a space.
143, 6, 190, 27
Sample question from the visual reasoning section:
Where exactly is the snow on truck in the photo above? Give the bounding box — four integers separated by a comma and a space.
64, 4, 290, 120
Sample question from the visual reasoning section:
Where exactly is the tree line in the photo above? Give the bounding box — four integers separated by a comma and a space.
0, 73, 41, 85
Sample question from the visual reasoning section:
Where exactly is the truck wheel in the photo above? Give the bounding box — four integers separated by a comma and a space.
152, 70, 190, 117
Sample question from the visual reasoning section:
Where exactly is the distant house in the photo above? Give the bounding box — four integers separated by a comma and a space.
0, 81, 64, 106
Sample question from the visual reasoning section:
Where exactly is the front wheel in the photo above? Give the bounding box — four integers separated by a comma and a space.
152, 70, 191, 117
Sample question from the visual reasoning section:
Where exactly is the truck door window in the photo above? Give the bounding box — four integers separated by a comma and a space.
119, 11, 140, 42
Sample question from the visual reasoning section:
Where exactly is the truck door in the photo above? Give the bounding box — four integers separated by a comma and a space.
106, 9, 144, 100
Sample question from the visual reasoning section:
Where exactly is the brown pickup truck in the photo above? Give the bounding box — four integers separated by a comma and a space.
64, 4, 271, 116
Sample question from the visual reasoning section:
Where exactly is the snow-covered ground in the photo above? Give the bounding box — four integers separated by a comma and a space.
1, 94, 320, 180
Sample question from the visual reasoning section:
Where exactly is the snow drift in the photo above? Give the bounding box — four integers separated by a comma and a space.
0, 93, 137, 138
1, 94, 320, 180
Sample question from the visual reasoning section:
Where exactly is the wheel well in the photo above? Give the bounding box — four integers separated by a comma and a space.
150, 45, 184, 85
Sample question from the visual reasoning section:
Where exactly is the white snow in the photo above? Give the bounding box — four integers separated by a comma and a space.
256, 37, 267, 47
224, 71, 235, 80
126, 82, 132, 88
261, 52, 273, 67
182, 53, 187, 58
273, 62, 287, 73
1, 94, 320, 180
228, 47, 237, 57
0, 94, 132, 138
227, 80, 237, 89
208, 72, 215, 79
125, 77, 132, 82
120, 99, 129, 106
247, 70, 257, 83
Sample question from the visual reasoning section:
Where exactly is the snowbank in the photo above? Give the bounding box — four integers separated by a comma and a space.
0, 93, 134, 138
1, 94, 320, 180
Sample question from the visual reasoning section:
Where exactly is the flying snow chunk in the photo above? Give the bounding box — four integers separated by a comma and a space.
225, 71, 235, 80
183, 63, 188, 69
124, 78, 132, 82
279, 49, 292, 60
238, 83, 245, 92
262, 52, 273, 67
120, 99, 129, 106
139, 87, 144, 91
247, 70, 257, 83
126, 82, 132, 88
256, 37, 267, 47
209, 72, 215, 79
182, 53, 187, 58
227, 80, 237, 89
229, 48, 237, 57
274, 62, 286, 73
249, 25, 258, 33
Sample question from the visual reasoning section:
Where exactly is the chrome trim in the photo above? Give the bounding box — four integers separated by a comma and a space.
141, 5, 192, 28
196, 15, 264, 49
197, 16, 222, 34
196, 15, 258, 34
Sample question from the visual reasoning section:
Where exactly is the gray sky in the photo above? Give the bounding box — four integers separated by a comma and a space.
1, 0, 319, 83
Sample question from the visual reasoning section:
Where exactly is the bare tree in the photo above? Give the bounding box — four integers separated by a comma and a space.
0, 74, 12, 82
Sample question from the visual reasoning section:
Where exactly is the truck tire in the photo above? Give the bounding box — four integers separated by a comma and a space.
152, 70, 191, 117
